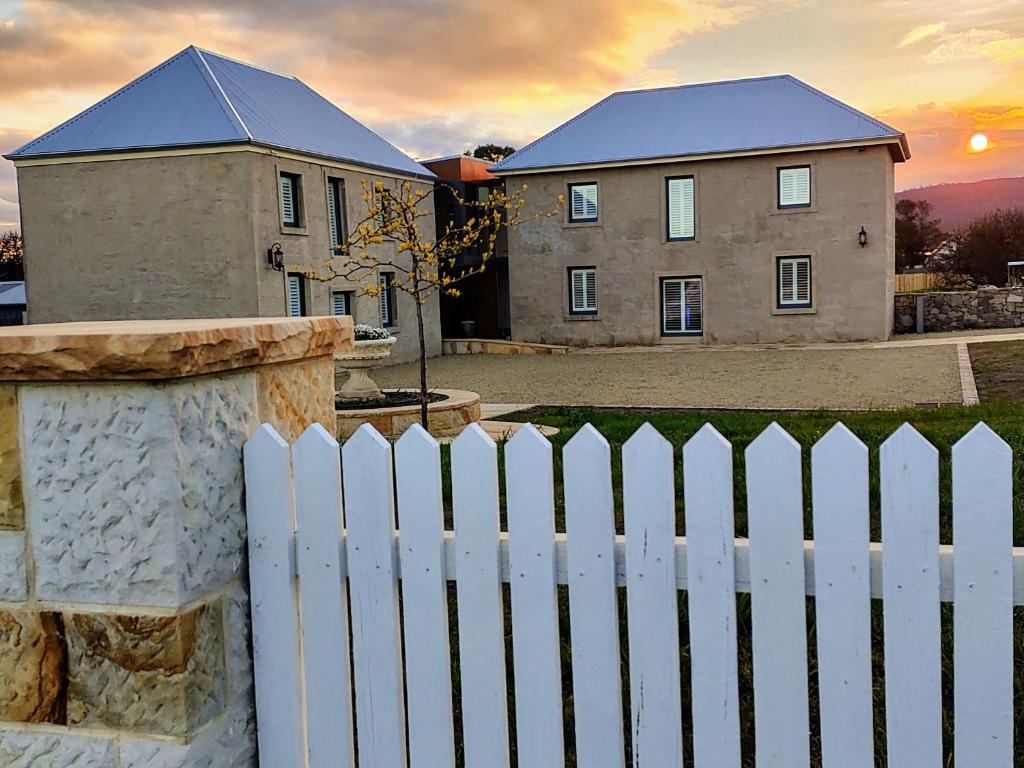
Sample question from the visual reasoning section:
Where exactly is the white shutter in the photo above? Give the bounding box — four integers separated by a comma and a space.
570, 184, 598, 221
287, 274, 303, 316
778, 257, 811, 306
667, 177, 695, 239
778, 167, 811, 207
661, 277, 702, 335
327, 181, 340, 247
331, 291, 349, 316
280, 175, 296, 225
379, 274, 393, 326
570, 268, 597, 313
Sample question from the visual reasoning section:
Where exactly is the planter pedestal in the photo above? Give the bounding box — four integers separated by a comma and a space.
336, 337, 396, 402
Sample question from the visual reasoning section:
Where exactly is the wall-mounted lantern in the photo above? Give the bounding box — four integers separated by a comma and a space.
267, 243, 284, 271
858, 227, 868, 248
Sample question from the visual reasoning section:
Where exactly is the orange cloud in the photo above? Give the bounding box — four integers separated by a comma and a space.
899, 21, 947, 48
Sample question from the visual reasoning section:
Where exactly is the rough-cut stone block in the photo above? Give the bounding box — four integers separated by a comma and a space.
224, 583, 254, 706
0, 385, 23, 531
0, 531, 27, 601
0, 728, 117, 767
23, 374, 259, 606
120, 703, 256, 768
0, 610, 66, 724
257, 357, 335, 441
66, 602, 226, 737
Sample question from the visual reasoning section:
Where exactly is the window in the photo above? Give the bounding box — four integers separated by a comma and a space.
279, 172, 302, 227
666, 176, 695, 240
661, 276, 703, 336
331, 290, 353, 316
286, 272, 308, 316
327, 178, 346, 249
379, 272, 396, 327
373, 185, 392, 228
777, 165, 811, 208
568, 182, 598, 223
777, 256, 812, 308
568, 267, 597, 315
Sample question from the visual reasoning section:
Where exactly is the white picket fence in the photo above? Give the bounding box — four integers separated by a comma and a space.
242, 419, 1017, 767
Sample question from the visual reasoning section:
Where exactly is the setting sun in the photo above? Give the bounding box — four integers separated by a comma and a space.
969, 132, 990, 152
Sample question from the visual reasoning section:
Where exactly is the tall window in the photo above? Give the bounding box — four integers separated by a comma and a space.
777, 165, 811, 209
379, 272, 396, 327
331, 290, 352, 316
279, 172, 302, 227
286, 272, 307, 316
660, 276, 703, 336
327, 178, 346, 249
777, 256, 812, 308
568, 267, 597, 315
568, 182, 598, 223
666, 176, 695, 240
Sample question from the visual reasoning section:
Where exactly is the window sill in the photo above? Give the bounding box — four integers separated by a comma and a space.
565, 314, 600, 322
772, 306, 816, 316
280, 225, 309, 236
562, 220, 601, 229
769, 206, 818, 216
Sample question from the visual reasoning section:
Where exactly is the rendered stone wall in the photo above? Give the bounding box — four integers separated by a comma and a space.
894, 288, 1024, 333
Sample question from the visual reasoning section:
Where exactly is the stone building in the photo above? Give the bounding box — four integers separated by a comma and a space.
6, 46, 440, 364
491, 75, 910, 345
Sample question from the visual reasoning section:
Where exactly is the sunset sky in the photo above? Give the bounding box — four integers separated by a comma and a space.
2, 0, 1023, 229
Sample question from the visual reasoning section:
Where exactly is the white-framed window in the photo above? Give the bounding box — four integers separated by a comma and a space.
777, 256, 812, 308
286, 272, 307, 316
327, 178, 346, 248
666, 176, 695, 240
568, 182, 598, 223
331, 290, 352, 316
661, 276, 703, 336
379, 272, 396, 327
280, 172, 302, 226
568, 267, 597, 315
777, 165, 811, 208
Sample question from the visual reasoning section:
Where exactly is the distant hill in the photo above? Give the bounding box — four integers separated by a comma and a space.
897, 177, 1024, 230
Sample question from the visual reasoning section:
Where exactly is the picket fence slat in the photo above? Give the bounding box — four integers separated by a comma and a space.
395, 425, 456, 768
243, 424, 306, 767
746, 423, 810, 768
952, 424, 1013, 767
563, 425, 625, 768
881, 424, 942, 766
451, 423, 511, 768
623, 423, 684, 768
811, 424, 873, 768
506, 425, 565, 768
293, 425, 354, 768
682, 424, 740, 768
342, 425, 407, 768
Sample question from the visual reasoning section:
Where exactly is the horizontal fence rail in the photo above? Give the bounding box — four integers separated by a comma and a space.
244, 419, 1016, 768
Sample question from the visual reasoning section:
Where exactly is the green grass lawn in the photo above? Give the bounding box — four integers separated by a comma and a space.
970, 340, 1024, 402
433, 403, 1024, 766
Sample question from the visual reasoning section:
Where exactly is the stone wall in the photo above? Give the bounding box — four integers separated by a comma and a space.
0, 317, 351, 767
894, 288, 1024, 333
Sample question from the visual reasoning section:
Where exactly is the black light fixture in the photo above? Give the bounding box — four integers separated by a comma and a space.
858, 226, 868, 248
267, 243, 284, 271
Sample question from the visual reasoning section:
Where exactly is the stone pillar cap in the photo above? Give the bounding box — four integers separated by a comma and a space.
0, 317, 353, 381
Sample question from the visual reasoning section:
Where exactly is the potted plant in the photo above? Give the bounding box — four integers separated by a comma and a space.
336, 324, 396, 402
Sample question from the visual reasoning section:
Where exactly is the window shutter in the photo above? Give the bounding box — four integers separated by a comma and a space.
280, 175, 296, 224
327, 181, 339, 247
287, 274, 303, 316
795, 259, 811, 303
667, 177, 695, 239
379, 273, 394, 326
570, 268, 597, 313
662, 279, 683, 333
331, 291, 349, 316
778, 257, 811, 306
570, 184, 598, 221
778, 167, 811, 207
662, 277, 703, 334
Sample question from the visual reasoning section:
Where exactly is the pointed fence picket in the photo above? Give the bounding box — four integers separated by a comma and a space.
242, 418, 1020, 768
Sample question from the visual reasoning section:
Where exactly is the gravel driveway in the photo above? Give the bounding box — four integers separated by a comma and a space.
374, 345, 963, 410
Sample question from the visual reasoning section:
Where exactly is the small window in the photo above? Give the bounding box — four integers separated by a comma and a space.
373, 185, 392, 228
286, 272, 308, 316
280, 172, 302, 227
568, 267, 597, 315
666, 176, 695, 240
777, 165, 811, 209
327, 178, 346, 249
568, 182, 598, 223
379, 272, 397, 327
777, 256, 812, 308
331, 290, 352, 316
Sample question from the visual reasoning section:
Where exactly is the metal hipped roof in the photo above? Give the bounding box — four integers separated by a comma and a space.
7, 47, 433, 179
491, 75, 908, 173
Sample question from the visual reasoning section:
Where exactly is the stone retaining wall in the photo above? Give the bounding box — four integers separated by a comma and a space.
0, 317, 351, 767
894, 288, 1024, 333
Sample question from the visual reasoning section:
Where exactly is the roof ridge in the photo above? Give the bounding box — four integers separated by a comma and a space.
8, 47, 242, 157
192, 47, 253, 140
192, 47, 297, 80
609, 73, 791, 98
784, 75, 900, 137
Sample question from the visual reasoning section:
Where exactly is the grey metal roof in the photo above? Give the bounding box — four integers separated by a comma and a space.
491, 75, 908, 173
6, 47, 433, 178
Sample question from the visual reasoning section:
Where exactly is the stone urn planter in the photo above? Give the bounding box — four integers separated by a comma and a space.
336, 336, 396, 402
